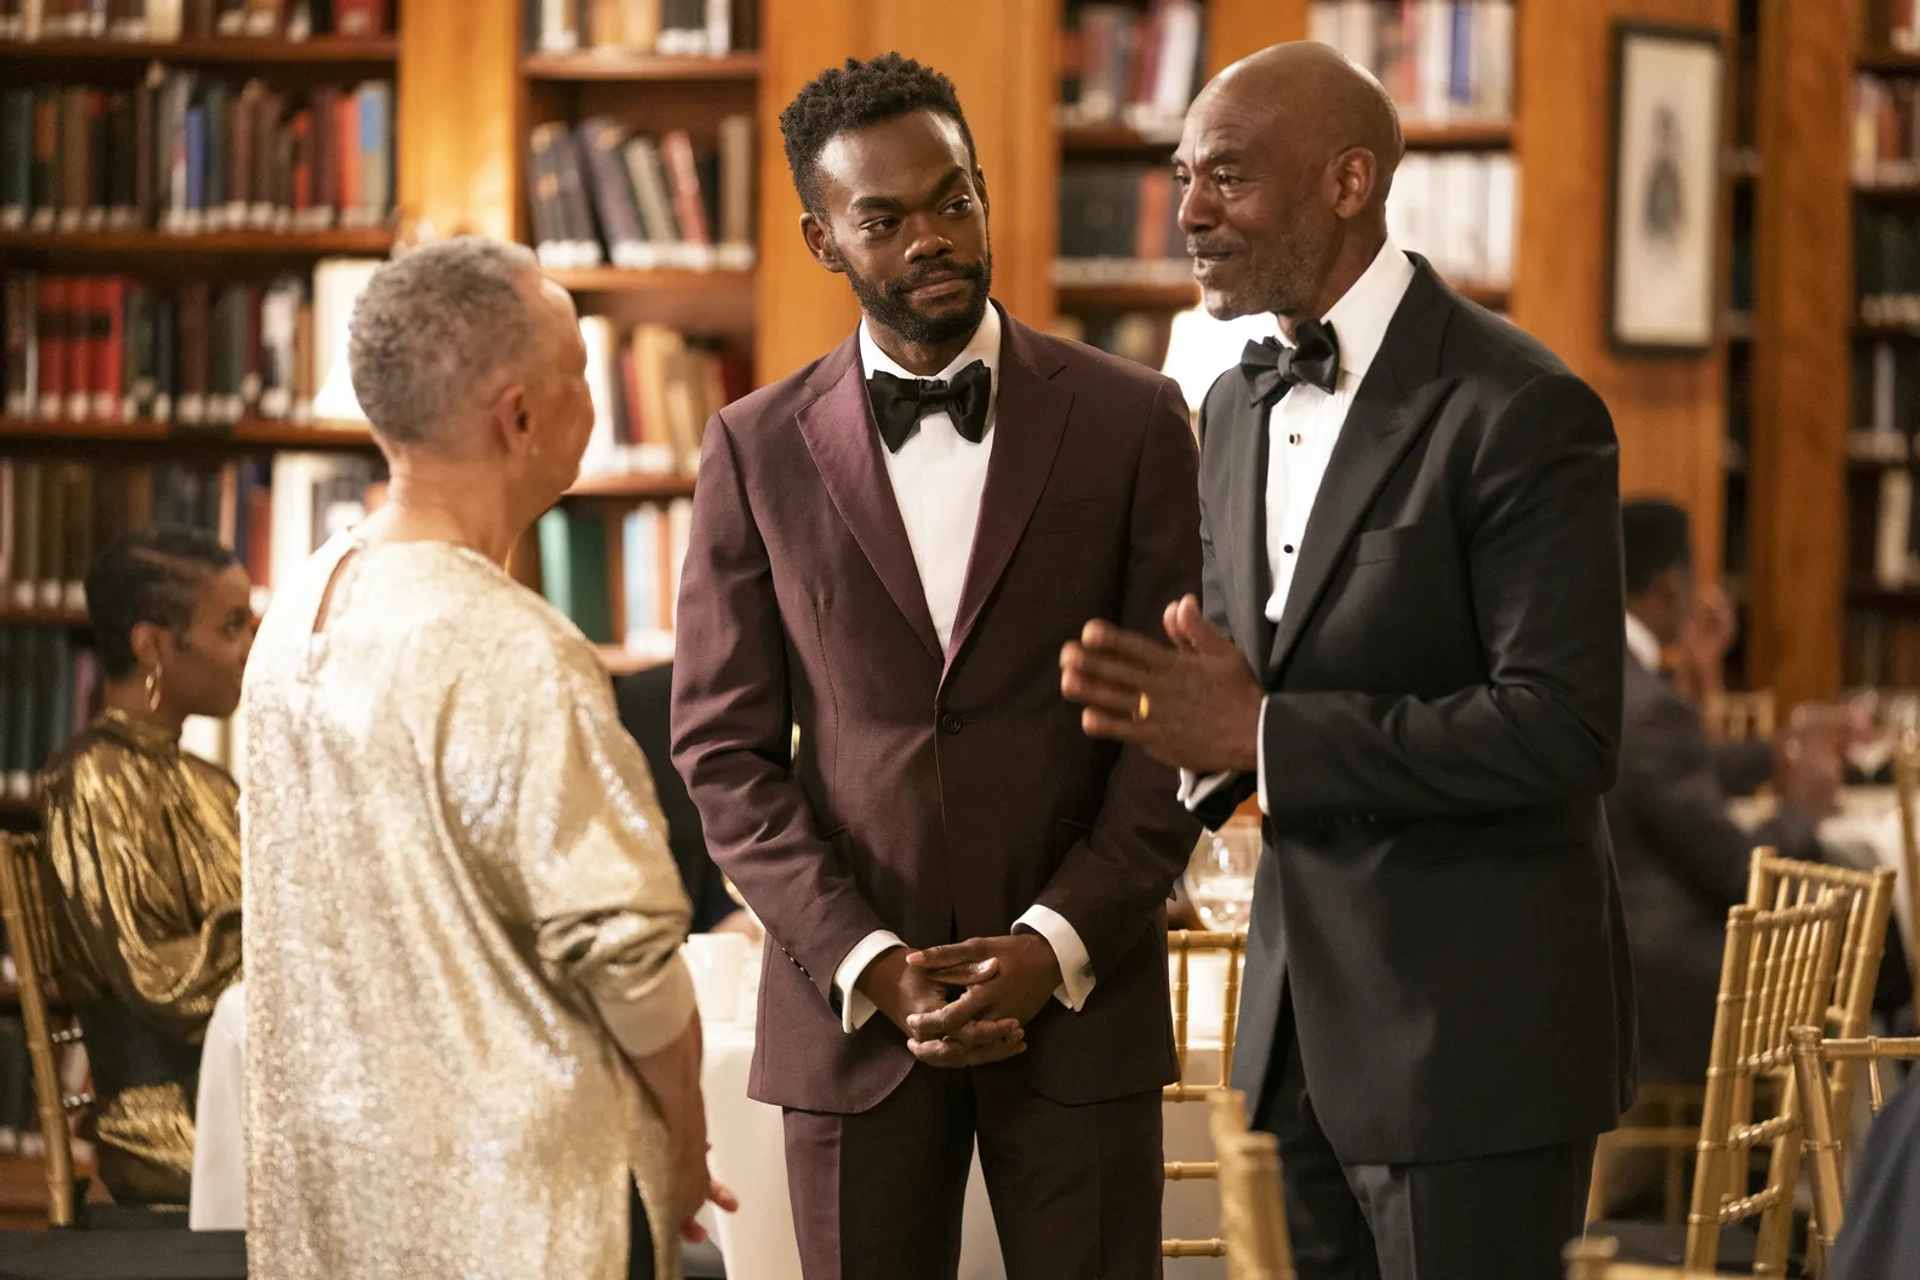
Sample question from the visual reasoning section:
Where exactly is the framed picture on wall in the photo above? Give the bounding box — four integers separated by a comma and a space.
1608, 23, 1725, 355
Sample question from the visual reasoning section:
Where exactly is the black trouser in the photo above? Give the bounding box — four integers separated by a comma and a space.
629, 1180, 656, 1280
1255, 1003, 1595, 1280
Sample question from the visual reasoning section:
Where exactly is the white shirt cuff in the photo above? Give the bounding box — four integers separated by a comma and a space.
1015, 904, 1095, 1011
1179, 768, 1232, 810
1256, 695, 1269, 816
833, 929, 905, 1033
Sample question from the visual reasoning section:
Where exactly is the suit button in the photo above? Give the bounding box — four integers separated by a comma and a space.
940, 713, 964, 735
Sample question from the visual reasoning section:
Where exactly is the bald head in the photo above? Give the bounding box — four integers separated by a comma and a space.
1175, 41, 1403, 324
1204, 42, 1403, 206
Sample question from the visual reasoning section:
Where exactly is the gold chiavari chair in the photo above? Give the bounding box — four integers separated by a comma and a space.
1789, 1027, 1920, 1270
1587, 851, 1894, 1226
1212, 1090, 1295, 1280
1703, 690, 1777, 745
1162, 928, 1247, 1261
1564, 1236, 1716, 1279
1681, 894, 1848, 1275
0, 832, 87, 1226
1893, 737, 1920, 1003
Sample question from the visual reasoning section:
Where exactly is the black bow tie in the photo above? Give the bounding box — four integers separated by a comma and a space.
866, 361, 992, 453
1240, 319, 1341, 405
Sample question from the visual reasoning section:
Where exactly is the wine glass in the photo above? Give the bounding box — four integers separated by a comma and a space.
1187, 822, 1260, 932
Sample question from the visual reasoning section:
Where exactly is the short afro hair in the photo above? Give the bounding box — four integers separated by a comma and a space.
779, 53, 978, 217
84, 528, 239, 680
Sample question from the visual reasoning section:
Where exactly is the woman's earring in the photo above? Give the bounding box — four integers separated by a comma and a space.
145, 666, 163, 715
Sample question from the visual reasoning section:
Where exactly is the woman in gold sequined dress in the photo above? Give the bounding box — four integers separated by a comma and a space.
38, 527, 254, 1206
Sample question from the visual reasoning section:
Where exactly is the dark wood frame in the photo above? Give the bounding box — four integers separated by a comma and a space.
1607, 20, 1726, 356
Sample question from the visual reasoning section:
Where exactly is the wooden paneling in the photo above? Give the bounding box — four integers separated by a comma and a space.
1205, 0, 1309, 75
1745, 0, 1858, 704
1511, 0, 1736, 591
396, 0, 522, 242
755, 2, 1058, 384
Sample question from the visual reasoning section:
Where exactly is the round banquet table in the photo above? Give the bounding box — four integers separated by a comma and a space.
188, 938, 1233, 1280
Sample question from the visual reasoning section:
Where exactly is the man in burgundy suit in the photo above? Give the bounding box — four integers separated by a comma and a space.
670, 53, 1201, 1280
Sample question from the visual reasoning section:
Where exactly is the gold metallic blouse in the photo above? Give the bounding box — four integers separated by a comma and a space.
40, 708, 243, 1205
242, 536, 694, 1280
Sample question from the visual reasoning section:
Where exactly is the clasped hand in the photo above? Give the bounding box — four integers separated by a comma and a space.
858, 935, 1062, 1067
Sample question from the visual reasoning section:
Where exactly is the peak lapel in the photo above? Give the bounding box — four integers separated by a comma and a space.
1266, 265, 1458, 676
795, 339, 945, 663
942, 316, 1072, 680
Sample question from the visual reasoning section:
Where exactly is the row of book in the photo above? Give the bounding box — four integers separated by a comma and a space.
1854, 341, 1920, 459
0, 629, 96, 800
578, 317, 744, 478
1308, 0, 1516, 126
1387, 151, 1515, 289
0, 0, 389, 40
1057, 162, 1182, 272
1059, 2, 1205, 139
0, 74, 394, 235
0, 453, 379, 613
528, 116, 752, 272
1856, 207, 1920, 326
1854, 74, 1920, 191
527, 0, 755, 56
530, 498, 691, 656
1, 260, 373, 425
1051, 310, 1175, 371
1872, 0, 1920, 53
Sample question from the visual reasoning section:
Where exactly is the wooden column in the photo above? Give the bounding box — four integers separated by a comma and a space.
755, 1, 1058, 385
1511, 0, 1736, 586
396, 0, 523, 241
1744, 0, 1857, 705
1205, 0, 1309, 75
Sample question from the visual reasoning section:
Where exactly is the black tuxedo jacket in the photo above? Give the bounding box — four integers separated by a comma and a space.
1195, 256, 1636, 1164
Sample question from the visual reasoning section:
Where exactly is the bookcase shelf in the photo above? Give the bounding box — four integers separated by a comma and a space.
1848, 581, 1920, 608
544, 266, 754, 293
522, 51, 761, 81
1400, 121, 1513, 150
594, 644, 669, 675
1057, 279, 1199, 311
0, 229, 395, 257
0, 608, 88, 628
0, 36, 399, 64
0, 418, 375, 450
1858, 48, 1920, 73
565, 472, 697, 500
1059, 123, 1181, 158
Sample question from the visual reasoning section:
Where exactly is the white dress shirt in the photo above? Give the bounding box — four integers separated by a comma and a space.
1183, 240, 1419, 814
833, 306, 1095, 1032
1624, 612, 1663, 673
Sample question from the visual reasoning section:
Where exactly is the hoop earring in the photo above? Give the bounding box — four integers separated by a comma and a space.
145, 666, 162, 715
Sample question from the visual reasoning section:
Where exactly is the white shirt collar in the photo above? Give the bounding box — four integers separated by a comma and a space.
1279, 239, 1416, 388
1624, 612, 1664, 672
858, 301, 1003, 391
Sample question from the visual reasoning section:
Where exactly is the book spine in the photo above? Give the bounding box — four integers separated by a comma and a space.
93, 276, 123, 421
660, 129, 711, 252
2, 276, 34, 419
34, 278, 63, 421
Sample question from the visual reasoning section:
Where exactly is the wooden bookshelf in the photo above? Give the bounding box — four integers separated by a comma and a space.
0, 229, 396, 257
0, 36, 399, 63
0, 418, 375, 450
565, 472, 698, 500
594, 644, 670, 676
1059, 123, 1181, 158
1056, 280, 1199, 311
0, 608, 88, 628
1857, 47, 1920, 73
1400, 121, 1513, 150
522, 51, 762, 81
544, 266, 754, 293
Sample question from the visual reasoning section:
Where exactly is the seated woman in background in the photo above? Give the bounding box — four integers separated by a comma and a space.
38, 528, 253, 1206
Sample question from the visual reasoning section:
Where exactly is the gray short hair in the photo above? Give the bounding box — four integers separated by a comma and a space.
347, 237, 544, 444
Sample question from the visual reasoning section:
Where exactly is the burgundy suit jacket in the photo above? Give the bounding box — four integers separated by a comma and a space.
670, 305, 1202, 1114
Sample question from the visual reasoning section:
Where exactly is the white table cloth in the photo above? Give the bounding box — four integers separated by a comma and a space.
1728, 786, 1915, 951
187, 938, 1233, 1280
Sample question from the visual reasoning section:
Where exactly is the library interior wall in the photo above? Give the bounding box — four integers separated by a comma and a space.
398, 0, 1848, 698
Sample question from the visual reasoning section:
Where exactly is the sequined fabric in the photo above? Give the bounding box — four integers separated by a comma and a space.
242, 536, 694, 1280
40, 708, 243, 1204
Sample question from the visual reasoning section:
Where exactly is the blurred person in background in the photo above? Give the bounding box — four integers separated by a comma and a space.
38, 528, 252, 1206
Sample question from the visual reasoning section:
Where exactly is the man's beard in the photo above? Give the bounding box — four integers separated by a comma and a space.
846, 251, 993, 346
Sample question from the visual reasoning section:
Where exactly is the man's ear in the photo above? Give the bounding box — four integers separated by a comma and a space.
1330, 147, 1377, 220
801, 212, 845, 275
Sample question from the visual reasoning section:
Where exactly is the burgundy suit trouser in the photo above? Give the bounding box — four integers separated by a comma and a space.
782, 1057, 1164, 1280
